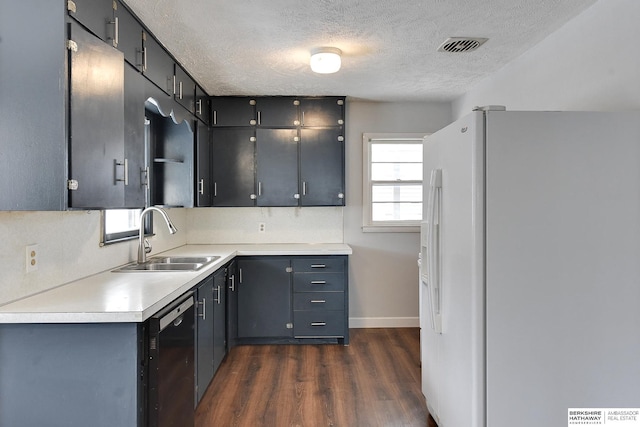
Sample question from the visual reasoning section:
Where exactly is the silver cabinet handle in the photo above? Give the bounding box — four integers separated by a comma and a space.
109, 16, 119, 47
213, 110, 217, 125
198, 178, 204, 195
172, 75, 176, 96
239, 268, 243, 283
143, 47, 147, 71
229, 274, 235, 292
196, 99, 202, 115
302, 181, 307, 196
311, 322, 326, 326
179, 81, 183, 99
311, 264, 326, 268
258, 182, 262, 196
114, 159, 128, 185
214, 285, 221, 304
302, 111, 305, 126
310, 280, 326, 285
197, 298, 206, 320
310, 300, 326, 304
257, 111, 261, 125
214, 182, 217, 197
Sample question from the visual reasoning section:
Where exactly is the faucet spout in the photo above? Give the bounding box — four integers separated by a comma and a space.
137, 207, 177, 264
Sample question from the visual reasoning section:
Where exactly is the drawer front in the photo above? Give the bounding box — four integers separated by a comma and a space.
293, 292, 344, 311
294, 311, 345, 337
293, 272, 344, 292
292, 257, 345, 273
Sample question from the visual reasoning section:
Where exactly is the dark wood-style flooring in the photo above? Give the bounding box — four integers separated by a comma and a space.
195, 328, 438, 427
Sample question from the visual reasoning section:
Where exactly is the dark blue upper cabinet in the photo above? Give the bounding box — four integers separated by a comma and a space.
211, 97, 256, 127
67, 0, 116, 44
142, 31, 175, 96
114, 1, 144, 71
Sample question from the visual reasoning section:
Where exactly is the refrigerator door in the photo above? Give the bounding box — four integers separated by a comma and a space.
484, 111, 640, 426
421, 111, 486, 427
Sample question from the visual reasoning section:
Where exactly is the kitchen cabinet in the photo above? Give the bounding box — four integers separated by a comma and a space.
67, 0, 116, 44
256, 128, 299, 206
226, 260, 239, 348
237, 257, 293, 339
195, 85, 210, 124
212, 268, 227, 373
211, 97, 256, 126
114, 1, 144, 71
211, 128, 256, 206
174, 65, 196, 113
299, 97, 345, 127
142, 31, 175, 96
236, 256, 349, 344
67, 20, 128, 209
207, 96, 346, 207
195, 275, 215, 404
195, 120, 212, 207
292, 257, 349, 344
123, 63, 149, 207
299, 128, 345, 206
147, 109, 194, 208
255, 97, 299, 127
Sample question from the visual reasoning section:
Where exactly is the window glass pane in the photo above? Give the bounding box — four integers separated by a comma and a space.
372, 202, 422, 221
371, 143, 422, 163
371, 163, 422, 181
372, 185, 422, 202
104, 209, 141, 234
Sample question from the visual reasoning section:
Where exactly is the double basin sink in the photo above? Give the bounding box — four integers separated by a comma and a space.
113, 256, 220, 272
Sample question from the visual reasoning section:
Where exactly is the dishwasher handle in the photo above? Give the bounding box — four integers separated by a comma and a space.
158, 295, 194, 331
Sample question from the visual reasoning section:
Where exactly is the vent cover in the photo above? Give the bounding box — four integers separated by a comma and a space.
438, 37, 488, 53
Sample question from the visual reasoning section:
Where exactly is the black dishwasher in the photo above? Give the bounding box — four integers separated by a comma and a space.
147, 293, 195, 427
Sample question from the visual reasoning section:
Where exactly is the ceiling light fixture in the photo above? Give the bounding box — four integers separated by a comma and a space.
310, 47, 342, 74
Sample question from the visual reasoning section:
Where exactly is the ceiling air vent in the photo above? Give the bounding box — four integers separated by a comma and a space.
438, 37, 488, 53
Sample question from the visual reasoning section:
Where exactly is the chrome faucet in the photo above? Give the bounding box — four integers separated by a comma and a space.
138, 207, 178, 264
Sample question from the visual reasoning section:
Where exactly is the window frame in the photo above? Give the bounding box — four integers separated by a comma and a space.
362, 133, 426, 233
100, 208, 153, 246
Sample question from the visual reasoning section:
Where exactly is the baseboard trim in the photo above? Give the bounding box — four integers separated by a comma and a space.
349, 317, 419, 328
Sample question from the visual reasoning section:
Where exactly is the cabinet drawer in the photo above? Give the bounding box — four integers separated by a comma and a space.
294, 292, 344, 311
293, 272, 344, 292
292, 257, 345, 273
294, 311, 345, 338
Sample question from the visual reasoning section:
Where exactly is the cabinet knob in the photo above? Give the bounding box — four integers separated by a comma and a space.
338, 193, 344, 199
338, 119, 344, 125
249, 119, 257, 125
249, 99, 256, 105
250, 194, 257, 200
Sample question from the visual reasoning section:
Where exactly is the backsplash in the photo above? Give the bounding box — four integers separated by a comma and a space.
0, 209, 187, 305
186, 207, 344, 244
0, 206, 343, 305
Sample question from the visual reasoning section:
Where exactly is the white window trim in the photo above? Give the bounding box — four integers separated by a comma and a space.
362, 133, 427, 233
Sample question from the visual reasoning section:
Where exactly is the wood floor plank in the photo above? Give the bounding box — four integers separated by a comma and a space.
195, 328, 437, 427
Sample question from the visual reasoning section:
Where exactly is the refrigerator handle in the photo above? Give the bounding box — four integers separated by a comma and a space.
426, 169, 443, 334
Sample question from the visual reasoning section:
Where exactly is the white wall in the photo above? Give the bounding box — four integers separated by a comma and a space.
0, 209, 187, 305
344, 101, 452, 327
453, 0, 640, 117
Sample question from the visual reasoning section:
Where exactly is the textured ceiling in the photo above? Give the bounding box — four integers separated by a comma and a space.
124, 0, 598, 102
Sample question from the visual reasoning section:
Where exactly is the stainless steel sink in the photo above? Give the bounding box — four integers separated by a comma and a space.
113, 256, 220, 272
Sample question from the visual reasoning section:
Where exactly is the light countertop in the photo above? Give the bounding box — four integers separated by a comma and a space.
0, 243, 352, 324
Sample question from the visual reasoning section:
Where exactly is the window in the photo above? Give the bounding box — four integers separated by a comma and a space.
100, 209, 152, 245
362, 133, 426, 232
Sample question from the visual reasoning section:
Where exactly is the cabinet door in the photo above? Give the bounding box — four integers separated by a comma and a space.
195, 85, 210, 124
299, 97, 345, 127
237, 258, 292, 339
211, 97, 256, 127
195, 121, 212, 207
300, 128, 345, 206
256, 129, 299, 206
174, 65, 196, 113
255, 97, 299, 127
195, 276, 214, 404
226, 261, 238, 348
68, 21, 125, 209
142, 31, 175, 95
212, 269, 227, 374
123, 63, 147, 208
211, 128, 256, 206
67, 0, 115, 44
114, 1, 143, 70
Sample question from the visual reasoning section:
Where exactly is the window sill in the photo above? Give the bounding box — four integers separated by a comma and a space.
361, 225, 420, 233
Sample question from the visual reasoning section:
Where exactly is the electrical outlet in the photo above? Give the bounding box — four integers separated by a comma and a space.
258, 222, 266, 233
26, 244, 39, 273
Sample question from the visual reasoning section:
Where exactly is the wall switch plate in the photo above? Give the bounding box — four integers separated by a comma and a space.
26, 244, 39, 273
258, 222, 266, 233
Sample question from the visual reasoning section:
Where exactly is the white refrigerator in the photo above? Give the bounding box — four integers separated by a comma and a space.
419, 108, 640, 427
